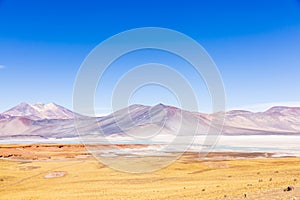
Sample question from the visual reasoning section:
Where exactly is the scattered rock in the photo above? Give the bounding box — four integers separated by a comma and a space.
283, 186, 294, 192
44, 171, 66, 179
202, 189, 205, 192
258, 179, 263, 182
244, 193, 247, 198
20, 161, 32, 164
269, 178, 272, 181
0, 178, 4, 181
275, 171, 279, 173
294, 178, 297, 182
66, 156, 75, 159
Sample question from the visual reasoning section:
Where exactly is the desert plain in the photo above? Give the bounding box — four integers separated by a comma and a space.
0, 144, 299, 200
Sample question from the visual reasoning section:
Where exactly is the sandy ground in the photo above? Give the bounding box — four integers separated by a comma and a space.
0, 144, 299, 199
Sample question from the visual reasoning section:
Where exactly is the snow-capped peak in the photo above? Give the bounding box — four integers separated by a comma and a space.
2, 102, 75, 120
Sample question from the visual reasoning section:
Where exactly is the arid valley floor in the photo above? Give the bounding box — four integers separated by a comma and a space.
0, 144, 299, 199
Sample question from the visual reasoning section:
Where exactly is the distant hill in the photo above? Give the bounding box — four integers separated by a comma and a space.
0, 102, 300, 140
2, 102, 76, 120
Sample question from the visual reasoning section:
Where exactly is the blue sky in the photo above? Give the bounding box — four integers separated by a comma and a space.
0, 0, 300, 113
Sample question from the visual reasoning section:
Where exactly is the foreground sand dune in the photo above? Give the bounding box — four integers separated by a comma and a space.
0, 144, 299, 199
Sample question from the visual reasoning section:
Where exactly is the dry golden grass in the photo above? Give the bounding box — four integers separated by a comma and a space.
0, 145, 299, 199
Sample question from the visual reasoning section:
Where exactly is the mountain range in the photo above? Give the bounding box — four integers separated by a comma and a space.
0, 102, 300, 140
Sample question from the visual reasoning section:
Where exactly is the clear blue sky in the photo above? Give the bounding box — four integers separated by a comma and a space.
0, 0, 300, 113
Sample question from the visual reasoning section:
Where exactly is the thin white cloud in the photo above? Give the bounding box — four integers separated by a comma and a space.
0, 65, 6, 69
231, 101, 300, 112
74, 107, 113, 117
94, 107, 112, 117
